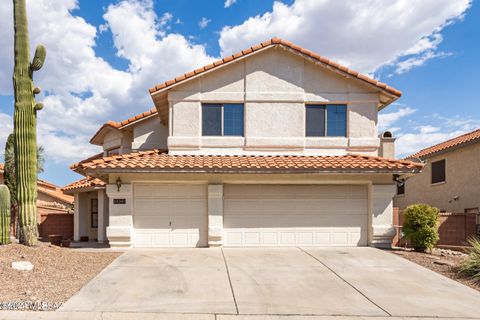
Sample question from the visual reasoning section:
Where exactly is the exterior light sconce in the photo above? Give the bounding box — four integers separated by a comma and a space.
116, 177, 122, 192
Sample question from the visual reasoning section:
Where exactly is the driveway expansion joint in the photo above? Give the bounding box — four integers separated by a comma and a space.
297, 247, 392, 317
221, 248, 239, 315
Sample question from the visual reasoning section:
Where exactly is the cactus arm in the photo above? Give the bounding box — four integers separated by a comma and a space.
30, 45, 46, 71
12, 0, 46, 245
0, 185, 11, 244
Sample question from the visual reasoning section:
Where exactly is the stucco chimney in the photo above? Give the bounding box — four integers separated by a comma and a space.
379, 131, 396, 159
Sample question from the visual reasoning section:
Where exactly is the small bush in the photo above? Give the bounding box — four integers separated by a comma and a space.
458, 237, 480, 283
402, 204, 439, 252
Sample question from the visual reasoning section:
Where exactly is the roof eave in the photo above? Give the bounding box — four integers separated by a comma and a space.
79, 167, 422, 176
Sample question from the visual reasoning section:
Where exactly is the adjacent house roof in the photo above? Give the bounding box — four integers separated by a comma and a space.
62, 176, 106, 193
71, 149, 422, 175
0, 164, 73, 204
90, 108, 158, 145
38, 183, 74, 204
408, 128, 480, 159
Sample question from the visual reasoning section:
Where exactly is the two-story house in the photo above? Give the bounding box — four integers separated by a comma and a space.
394, 128, 480, 221
63, 38, 422, 248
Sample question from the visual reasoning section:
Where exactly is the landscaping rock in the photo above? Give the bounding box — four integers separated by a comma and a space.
434, 260, 455, 267
11, 261, 34, 271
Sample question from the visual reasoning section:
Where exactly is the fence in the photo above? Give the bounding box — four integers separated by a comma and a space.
393, 208, 478, 248
38, 206, 74, 240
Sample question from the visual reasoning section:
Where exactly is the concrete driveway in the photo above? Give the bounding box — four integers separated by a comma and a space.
61, 247, 480, 318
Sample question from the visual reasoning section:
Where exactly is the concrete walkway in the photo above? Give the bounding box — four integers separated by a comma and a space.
58, 247, 480, 318
1, 311, 480, 320
2, 311, 480, 320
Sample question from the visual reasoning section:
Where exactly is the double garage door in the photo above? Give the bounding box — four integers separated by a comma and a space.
133, 184, 368, 247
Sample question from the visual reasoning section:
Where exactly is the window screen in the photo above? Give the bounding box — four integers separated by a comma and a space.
202, 104, 222, 136
306, 105, 326, 137
431, 159, 446, 184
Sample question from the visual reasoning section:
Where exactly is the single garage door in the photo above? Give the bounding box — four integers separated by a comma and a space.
133, 184, 207, 247
224, 184, 368, 247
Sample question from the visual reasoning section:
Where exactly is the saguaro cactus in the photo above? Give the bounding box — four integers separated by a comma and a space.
13, 0, 46, 245
0, 185, 11, 244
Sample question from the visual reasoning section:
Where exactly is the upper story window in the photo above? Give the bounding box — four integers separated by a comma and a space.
431, 159, 446, 184
202, 103, 244, 136
306, 104, 347, 137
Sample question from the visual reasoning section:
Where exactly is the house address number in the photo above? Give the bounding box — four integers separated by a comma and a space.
113, 198, 126, 204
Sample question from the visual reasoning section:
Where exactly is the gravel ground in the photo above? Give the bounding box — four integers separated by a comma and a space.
0, 242, 121, 308
390, 248, 480, 292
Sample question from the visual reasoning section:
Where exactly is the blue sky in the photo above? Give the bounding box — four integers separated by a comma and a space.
0, 0, 478, 186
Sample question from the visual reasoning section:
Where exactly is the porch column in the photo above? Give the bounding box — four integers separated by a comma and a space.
106, 183, 133, 248
73, 192, 87, 241
371, 184, 396, 248
208, 184, 223, 247
73, 193, 80, 241
97, 189, 106, 243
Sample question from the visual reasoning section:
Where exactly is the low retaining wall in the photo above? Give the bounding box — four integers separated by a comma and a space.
393, 208, 478, 247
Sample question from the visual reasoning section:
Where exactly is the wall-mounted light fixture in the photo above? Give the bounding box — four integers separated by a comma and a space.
116, 177, 122, 192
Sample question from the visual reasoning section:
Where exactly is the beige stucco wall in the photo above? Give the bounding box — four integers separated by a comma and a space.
167, 47, 381, 156
394, 143, 480, 212
132, 116, 168, 150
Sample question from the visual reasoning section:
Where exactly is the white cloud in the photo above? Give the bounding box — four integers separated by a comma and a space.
0, 0, 217, 166
224, 0, 237, 8
219, 0, 471, 74
198, 17, 211, 29
378, 106, 417, 132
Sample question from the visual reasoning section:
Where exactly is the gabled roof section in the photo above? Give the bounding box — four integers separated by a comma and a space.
62, 176, 106, 193
149, 37, 401, 101
408, 128, 480, 159
71, 149, 422, 175
90, 108, 158, 145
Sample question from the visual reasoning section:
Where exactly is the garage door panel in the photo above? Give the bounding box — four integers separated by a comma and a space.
224, 184, 368, 247
133, 184, 207, 247
224, 185, 367, 199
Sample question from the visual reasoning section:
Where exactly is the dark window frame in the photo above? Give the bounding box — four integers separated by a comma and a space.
431, 159, 446, 184
305, 104, 347, 137
202, 103, 245, 137
91, 198, 98, 229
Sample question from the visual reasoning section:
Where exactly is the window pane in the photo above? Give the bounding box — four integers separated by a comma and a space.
202, 104, 222, 136
327, 105, 347, 137
306, 105, 326, 137
431, 159, 446, 183
223, 104, 244, 136
91, 213, 98, 228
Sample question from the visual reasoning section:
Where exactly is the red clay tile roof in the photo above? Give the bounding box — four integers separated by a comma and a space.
71, 149, 422, 174
409, 128, 480, 159
90, 108, 158, 144
149, 38, 402, 99
38, 185, 74, 204
62, 176, 106, 192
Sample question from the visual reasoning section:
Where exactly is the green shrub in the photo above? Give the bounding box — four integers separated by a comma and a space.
402, 204, 439, 252
458, 237, 480, 283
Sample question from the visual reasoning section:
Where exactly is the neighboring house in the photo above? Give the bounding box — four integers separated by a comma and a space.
0, 164, 74, 239
394, 129, 480, 218
64, 38, 422, 248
